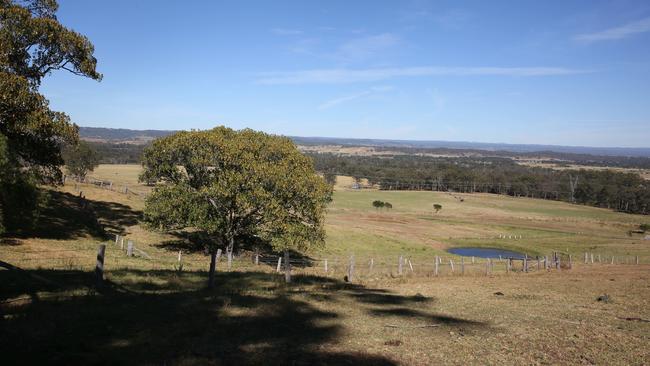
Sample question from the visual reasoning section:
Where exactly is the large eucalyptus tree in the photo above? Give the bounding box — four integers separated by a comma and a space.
140, 127, 332, 286
1, 0, 101, 232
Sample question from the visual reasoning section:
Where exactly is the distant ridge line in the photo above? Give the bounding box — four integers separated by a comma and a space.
78, 127, 650, 158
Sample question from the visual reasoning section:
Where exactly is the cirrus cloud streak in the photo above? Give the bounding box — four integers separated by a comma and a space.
258, 66, 589, 85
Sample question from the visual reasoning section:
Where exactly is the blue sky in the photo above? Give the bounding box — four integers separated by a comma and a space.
41, 0, 650, 147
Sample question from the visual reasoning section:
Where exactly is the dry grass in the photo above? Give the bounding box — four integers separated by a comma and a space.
2, 165, 650, 365
516, 159, 650, 180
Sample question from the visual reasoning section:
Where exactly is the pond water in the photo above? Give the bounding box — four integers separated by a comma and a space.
447, 247, 526, 259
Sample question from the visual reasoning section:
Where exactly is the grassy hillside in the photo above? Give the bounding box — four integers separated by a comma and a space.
80, 164, 650, 262
2, 164, 649, 364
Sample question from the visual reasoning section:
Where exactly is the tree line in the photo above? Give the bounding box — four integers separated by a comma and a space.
311, 153, 650, 215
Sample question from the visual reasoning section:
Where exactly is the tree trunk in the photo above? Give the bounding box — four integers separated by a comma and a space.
208, 251, 217, 288
284, 249, 291, 283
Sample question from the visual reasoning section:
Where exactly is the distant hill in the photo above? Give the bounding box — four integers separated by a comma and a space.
79, 126, 650, 158
291, 136, 650, 158
79, 127, 176, 144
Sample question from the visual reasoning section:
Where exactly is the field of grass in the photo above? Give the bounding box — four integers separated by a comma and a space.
2, 164, 650, 364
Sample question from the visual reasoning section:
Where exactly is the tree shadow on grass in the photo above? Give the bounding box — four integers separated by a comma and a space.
156, 232, 318, 269
6, 189, 140, 241
0, 268, 489, 365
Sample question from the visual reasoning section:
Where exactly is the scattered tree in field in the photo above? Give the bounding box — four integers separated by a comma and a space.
323, 171, 337, 186
309, 153, 650, 215
433, 204, 442, 213
372, 200, 385, 211
0, 0, 101, 232
62, 141, 100, 180
140, 127, 332, 286
384, 202, 393, 210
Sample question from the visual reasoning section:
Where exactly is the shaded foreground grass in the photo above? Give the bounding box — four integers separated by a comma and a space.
2, 265, 649, 365
0, 268, 472, 365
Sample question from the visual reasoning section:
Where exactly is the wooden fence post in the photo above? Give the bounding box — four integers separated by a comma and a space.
471, 256, 475, 264
408, 258, 414, 273
556, 256, 561, 270
636, 256, 639, 265
590, 253, 594, 264
449, 259, 454, 273
523, 256, 528, 273
568, 254, 572, 269
178, 250, 182, 263
324, 259, 328, 273
95, 244, 106, 288
227, 250, 233, 270
284, 250, 291, 283
127, 241, 134, 257
537, 257, 541, 271
115, 234, 119, 246
434, 256, 439, 276
584, 252, 588, 264
611, 256, 614, 265
506, 258, 510, 273
255, 251, 259, 265
120, 237, 124, 250
369, 258, 374, 273
276, 256, 282, 273
598, 254, 601, 263
347, 254, 355, 282
216, 248, 222, 265
398, 255, 403, 275
461, 257, 465, 275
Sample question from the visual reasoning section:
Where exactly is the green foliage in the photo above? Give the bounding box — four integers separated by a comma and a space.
0, 133, 41, 233
62, 141, 100, 179
86, 141, 145, 164
141, 127, 332, 254
384, 202, 392, 210
323, 171, 337, 186
433, 204, 442, 213
640, 223, 650, 233
1, 0, 102, 182
372, 200, 385, 210
0, 0, 100, 232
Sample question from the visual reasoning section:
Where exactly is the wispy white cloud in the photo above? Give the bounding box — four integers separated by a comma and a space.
258, 66, 589, 85
286, 33, 401, 62
318, 91, 372, 110
574, 17, 650, 42
337, 33, 399, 60
318, 86, 393, 110
271, 28, 303, 36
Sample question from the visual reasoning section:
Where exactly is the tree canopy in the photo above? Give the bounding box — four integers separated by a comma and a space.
1, 0, 101, 181
1, 0, 100, 232
62, 140, 100, 180
140, 127, 332, 286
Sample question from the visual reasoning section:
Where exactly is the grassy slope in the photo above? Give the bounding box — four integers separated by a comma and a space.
2, 164, 650, 364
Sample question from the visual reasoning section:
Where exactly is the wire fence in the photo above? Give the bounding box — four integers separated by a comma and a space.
3, 234, 647, 286
63, 175, 150, 197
